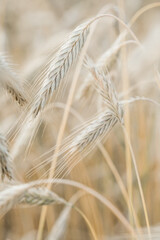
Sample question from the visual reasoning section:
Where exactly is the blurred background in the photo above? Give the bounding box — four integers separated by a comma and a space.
0, 0, 160, 239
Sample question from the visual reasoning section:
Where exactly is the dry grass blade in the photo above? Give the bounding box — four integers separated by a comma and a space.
0, 54, 28, 106
0, 133, 13, 181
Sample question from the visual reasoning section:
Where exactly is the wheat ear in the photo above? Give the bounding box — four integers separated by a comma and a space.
0, 133, 13, 181
71, 111, 118, 152
77, 40, 136, 103
0, 184, 67, 216
31, 12, 138, 117
0, 54, 28, 106
19, 187, 67, 206
31, 20, 90, 117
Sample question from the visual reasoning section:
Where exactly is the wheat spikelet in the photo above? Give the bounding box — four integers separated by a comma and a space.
0, 133, 13, 181
6, 85, 27, 106
32, 20, 90, 117
0, 54, 27, 106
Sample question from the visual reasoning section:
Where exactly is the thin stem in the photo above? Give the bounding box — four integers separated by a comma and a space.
118, 0, 133, 229
98, 144, 140, 231
122, 126, 151, 238
121, 96, 160, 107
129, 2, 160, 26
74, 206, 98, 240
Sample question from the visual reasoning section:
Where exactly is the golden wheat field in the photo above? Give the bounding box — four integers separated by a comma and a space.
0, 0, 160, 239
